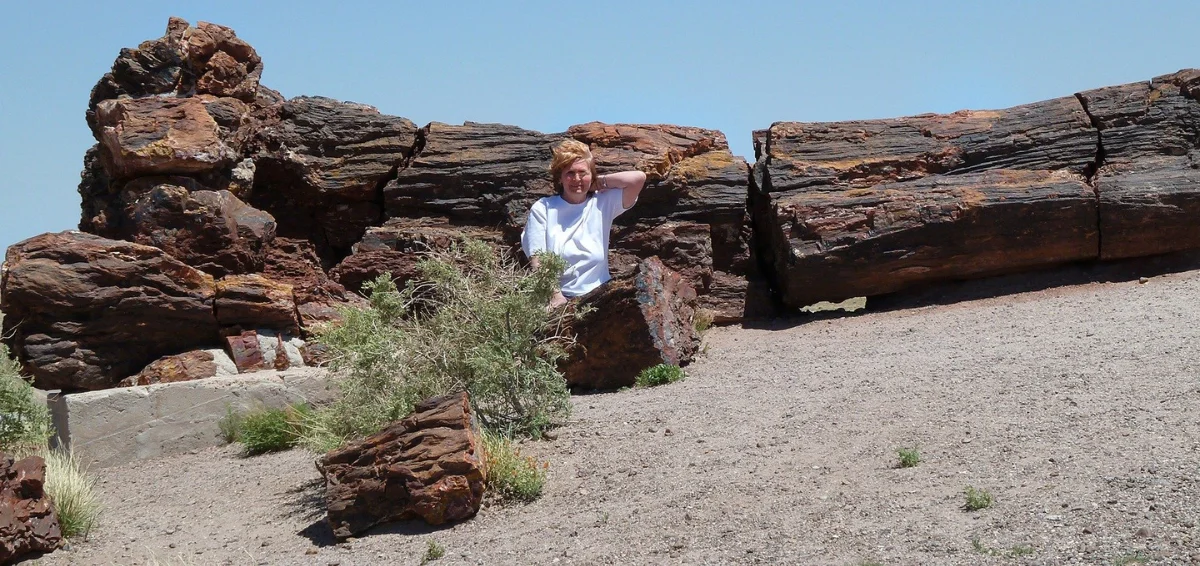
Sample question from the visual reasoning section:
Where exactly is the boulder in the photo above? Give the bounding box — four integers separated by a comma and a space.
214, 274, 298, 334
94, 96, 240, 180
331, 217, 506, 293
121, 183, 276, 277
249, 96, 419, 256
1, 232, 218, 391
1078, 70, 1200, 259
118, 349, 238, 387
753, 96, 1100, 307
317, 392, 487, 539
262, 237, 362, 332
0, 454, 62, 563
562, 256, 700, 390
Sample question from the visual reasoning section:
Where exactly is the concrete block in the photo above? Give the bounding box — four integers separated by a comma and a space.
48, 367, 333, 469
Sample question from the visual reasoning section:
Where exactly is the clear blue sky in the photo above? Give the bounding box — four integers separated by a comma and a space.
2, 1, 1197, 254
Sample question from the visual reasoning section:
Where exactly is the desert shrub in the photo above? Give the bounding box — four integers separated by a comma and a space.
303, 240, 573, 451
237, 404, 311, 455
635, 364, 686, 387
0, 342, 52, 454
43, 448, 101, 538
481, 431, 546, 503
421, 540, 446, 564
963, 485, 994, 511
217, 404, 244, 444
693, 308, 715, 334
896, 447, 921, 468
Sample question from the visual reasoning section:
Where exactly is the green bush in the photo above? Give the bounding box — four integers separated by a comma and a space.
635, 364, 686, 387
481, 431, 546, 503
302, 240, 573, 452
963, 485, 994, 511
896, 447, 921, 468
237, 404, 310, 455
0, 342, 52, 454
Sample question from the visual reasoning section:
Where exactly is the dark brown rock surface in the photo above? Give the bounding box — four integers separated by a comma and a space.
562, 257, 699, 390
0, 455, 62, 563
1, 232, 218, 390
1078, 70, 1200, 260
317, 392, 486, 539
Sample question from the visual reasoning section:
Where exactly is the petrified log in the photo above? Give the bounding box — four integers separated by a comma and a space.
562, 256, 699, 390
330, 217, 507, 293
249, 96, 418, 255
317, 392, 486, 539
754, 96, 1100, 307
118, 349, 238, 387
94, 96, 244, 180
0, 454, 62, 563
1078, 70, 1200, 260
1, 232, 218, 391
262, 237, 362, 331
121, 183, 276, 277
214, 274, 298, 335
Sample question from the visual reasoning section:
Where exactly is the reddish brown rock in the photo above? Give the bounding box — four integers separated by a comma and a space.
249, 96, 419, 257
215, 274, 298, 334
317, 392, 486, 539
262, 237, 362, 332
1, 232, 218, 391
562, 257, 700, 390
0, 454, 62, 563
119, 349, 236, 386
121, 183, 276, 277
331, 218, 506, 293
754, 97, 1100, 307
1078, 70, 1200, 260
225, 331, 266, 373
94, 96, 240, 180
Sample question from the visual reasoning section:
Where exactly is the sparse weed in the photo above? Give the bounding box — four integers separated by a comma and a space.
693, 309, 715, 334
421, 540, 446, 564
237, 403, 311, 455
43, 448, 101, 538
963, 486, 994, 511
217, 404, 244, 444
971, 537, 1035, 558
481, 431, 547, 503
1114, 551, 1149, 565
896, 447, 921, 468
635, 364, 686, 387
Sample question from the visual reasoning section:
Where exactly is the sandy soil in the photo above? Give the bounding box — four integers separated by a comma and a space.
26, 264, 1200, 566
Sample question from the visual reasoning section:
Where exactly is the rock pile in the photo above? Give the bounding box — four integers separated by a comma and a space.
3, 17, 1200, 391
0, 454, 61, 563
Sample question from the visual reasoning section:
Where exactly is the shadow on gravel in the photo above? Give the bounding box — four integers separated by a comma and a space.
740, 250, 1200, 331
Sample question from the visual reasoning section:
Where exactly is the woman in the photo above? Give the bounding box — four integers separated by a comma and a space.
522, 139, 648, 308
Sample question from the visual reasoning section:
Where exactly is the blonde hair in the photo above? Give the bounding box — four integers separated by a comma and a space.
549, 139, 597, 194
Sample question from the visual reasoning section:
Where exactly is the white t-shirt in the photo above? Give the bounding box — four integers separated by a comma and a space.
521, 190, 631, 297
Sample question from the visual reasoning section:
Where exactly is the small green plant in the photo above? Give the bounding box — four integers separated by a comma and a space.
481, 431, 546, 503
43, 448, 101, 538
896, 447, 921, 468
0, 343, 52, 454
421, 540, 446, 564
237, 403, 311, 455
1008, 545, 1035, 557
963, 486, 994, 511
693, 309, 715, 334
635, 364, 686, 387
1113, 551, 1149, 565
217, 404, 244, 444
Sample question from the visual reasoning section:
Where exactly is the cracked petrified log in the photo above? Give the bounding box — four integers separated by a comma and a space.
120, 183, 276, 277
562, 256, 700, 390
754, 96, 1102, 308
95, 96, 241, 180
214, 274, 299, 335
118, 349, 238, 387
262, 237, 362, 332
0, 232, 218, 391
249, 96, 419, 256
317, 392, 486, 539
0, 454, 62, 563
1078, 69, 1200, 260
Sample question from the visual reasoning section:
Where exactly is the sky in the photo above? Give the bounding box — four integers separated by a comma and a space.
2, 0, 1198, 254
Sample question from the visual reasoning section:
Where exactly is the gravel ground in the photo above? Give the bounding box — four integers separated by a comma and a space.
27, 265, 1200, 566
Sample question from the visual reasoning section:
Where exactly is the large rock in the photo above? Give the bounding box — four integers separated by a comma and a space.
214, 274, 298, 334
249, 96, 419, 256
1, 232, 218, 390
94, 96, 240, 180
118, 349, 238, 387
562, 257, 700, 390
754, 96, 1100, 307
1078, 70, 1200, 259
86, 18, 273, 134
120, 183, 276, 277
331, 217, 506, 293
262, 237, 362, 331
0, 454, 62, 563
317, 392, 487, 539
